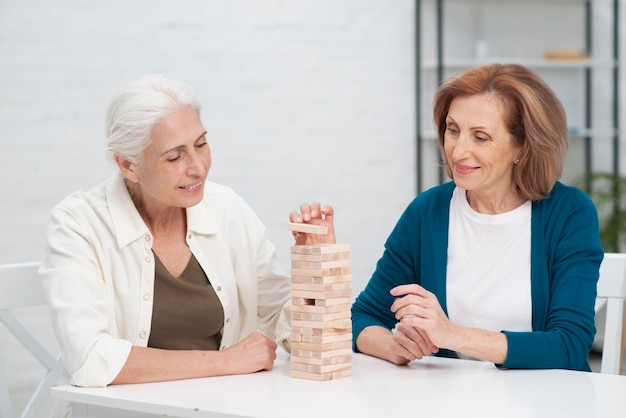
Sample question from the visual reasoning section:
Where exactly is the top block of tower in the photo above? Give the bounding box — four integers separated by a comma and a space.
287, 222, 328, 235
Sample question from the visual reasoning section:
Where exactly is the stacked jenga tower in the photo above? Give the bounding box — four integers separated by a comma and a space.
287, 223, 353, 381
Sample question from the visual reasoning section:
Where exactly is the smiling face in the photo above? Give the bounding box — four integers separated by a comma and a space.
443, 94, 521, 207
123, 105, 211, 213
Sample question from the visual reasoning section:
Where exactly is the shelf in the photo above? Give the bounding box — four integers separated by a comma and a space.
420, 58, 617, 71
415, 0, 619, 193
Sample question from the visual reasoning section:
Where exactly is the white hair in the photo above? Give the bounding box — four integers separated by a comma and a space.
105, 74, 202, 164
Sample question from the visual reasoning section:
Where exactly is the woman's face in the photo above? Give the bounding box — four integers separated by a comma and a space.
131, 105, 211, 211
443, 94, 520, 200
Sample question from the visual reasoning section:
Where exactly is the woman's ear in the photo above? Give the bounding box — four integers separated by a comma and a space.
114, 154, 140, 183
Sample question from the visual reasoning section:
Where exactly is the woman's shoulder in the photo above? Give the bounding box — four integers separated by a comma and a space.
539, 181, 594, 208
52, 176, 117, 213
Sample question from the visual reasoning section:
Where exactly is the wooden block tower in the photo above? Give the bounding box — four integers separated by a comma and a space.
287, 223, 352, 381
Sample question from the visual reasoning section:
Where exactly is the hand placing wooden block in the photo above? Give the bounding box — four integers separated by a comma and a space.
287, 222, 328, 235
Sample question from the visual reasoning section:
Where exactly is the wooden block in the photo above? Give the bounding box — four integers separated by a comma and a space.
292, 310, 350, 322
302, 332, 352, 344
290, 266, 352, 277
291, 347, 353, 359
291, 301, 352, 314
290, 259, 352, 270
291, 354, 352, 366
291, 252, 350, 262
291, 244, 351, 255
292, 274, 352, 285
291, 361, 351, 374
291, 319, 351, 330
287, 222, 328, 234
290, 369, 333, 381
311, 327, 350, 337
314, 297, 352, 307
291, 289, 346, 300
291, 339, 352, 352
290, 366, 352, 381
291, 326, 312, 336
291, 282, 351, 293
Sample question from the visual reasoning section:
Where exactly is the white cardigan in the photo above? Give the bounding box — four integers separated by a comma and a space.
40, 173, 291, 387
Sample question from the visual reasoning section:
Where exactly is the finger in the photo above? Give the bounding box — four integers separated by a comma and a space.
289, 210, 303, 223
401, 322, 439, 353
309, 201, 322, 219
397, 323, 437, 357
321, 205, 334, 223
394, 305, 424, 320
390, 283, 430, 298
390, 339, 417, 362
299, 203, 313, 222
392, 328, 427, 360
390, 293, 423, 313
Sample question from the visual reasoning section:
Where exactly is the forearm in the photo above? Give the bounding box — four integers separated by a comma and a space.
355, 325, 395, 363
446, 324, 508, 365
111, 331, 277, 385
111, 346, 233, 384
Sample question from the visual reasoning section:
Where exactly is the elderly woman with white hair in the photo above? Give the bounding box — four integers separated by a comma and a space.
39, 74, 335, 388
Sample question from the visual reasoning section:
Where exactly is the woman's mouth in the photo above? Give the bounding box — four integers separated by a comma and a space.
180, 181, 203, 192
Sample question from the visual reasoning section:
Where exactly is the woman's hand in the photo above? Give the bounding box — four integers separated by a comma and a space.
390, 322, 438, 362
288, 202, 336, 245
221, 331, 278, 374
390, 284, 452, 355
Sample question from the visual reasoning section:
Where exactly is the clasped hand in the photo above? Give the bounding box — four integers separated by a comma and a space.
389, 284, 452, 364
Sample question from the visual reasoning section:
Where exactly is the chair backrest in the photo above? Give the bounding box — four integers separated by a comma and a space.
0, 261, 62, 418
596, 253, 626, 374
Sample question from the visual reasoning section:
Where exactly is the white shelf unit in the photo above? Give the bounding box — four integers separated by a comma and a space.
415, 0, 619, 193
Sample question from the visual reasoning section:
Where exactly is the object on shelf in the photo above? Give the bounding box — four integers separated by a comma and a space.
543, 48, 588, 60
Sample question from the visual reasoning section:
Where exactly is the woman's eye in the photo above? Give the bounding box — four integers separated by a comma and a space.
166, 155, 180, 163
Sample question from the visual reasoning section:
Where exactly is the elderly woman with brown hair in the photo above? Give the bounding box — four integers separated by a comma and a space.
351, 63, 603, 371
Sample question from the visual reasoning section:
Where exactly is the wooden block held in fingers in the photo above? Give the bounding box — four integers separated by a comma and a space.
288, 222, 328, 234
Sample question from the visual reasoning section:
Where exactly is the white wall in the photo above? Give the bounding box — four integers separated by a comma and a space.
1, 2, 415, 415
0, 0, 416, 292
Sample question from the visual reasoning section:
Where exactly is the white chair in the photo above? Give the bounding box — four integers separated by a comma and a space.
0, 261, 62, 418
595, 253, 626, 375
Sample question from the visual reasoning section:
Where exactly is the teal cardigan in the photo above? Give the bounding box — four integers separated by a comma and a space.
351, 181, 604, 371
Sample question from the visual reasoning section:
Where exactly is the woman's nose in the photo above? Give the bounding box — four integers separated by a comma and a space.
450, 134, 470, 160
187, 150, 207, 175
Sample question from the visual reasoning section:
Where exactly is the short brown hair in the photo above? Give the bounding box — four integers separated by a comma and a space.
433, 63, 568, 201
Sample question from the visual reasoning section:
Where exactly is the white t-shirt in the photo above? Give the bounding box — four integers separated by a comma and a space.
446, 187, 533, 345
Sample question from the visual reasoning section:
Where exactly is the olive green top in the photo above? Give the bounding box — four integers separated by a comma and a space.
148, 253, 224, 350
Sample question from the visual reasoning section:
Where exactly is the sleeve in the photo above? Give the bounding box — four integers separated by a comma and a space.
231, 195, 292, 351
351, 199, 422, 351
256, 235, 292, 351
501, 187, 604, 371
39, 202, 132, 387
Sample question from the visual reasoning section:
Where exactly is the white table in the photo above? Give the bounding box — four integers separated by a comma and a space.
50, 350, 626, 418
